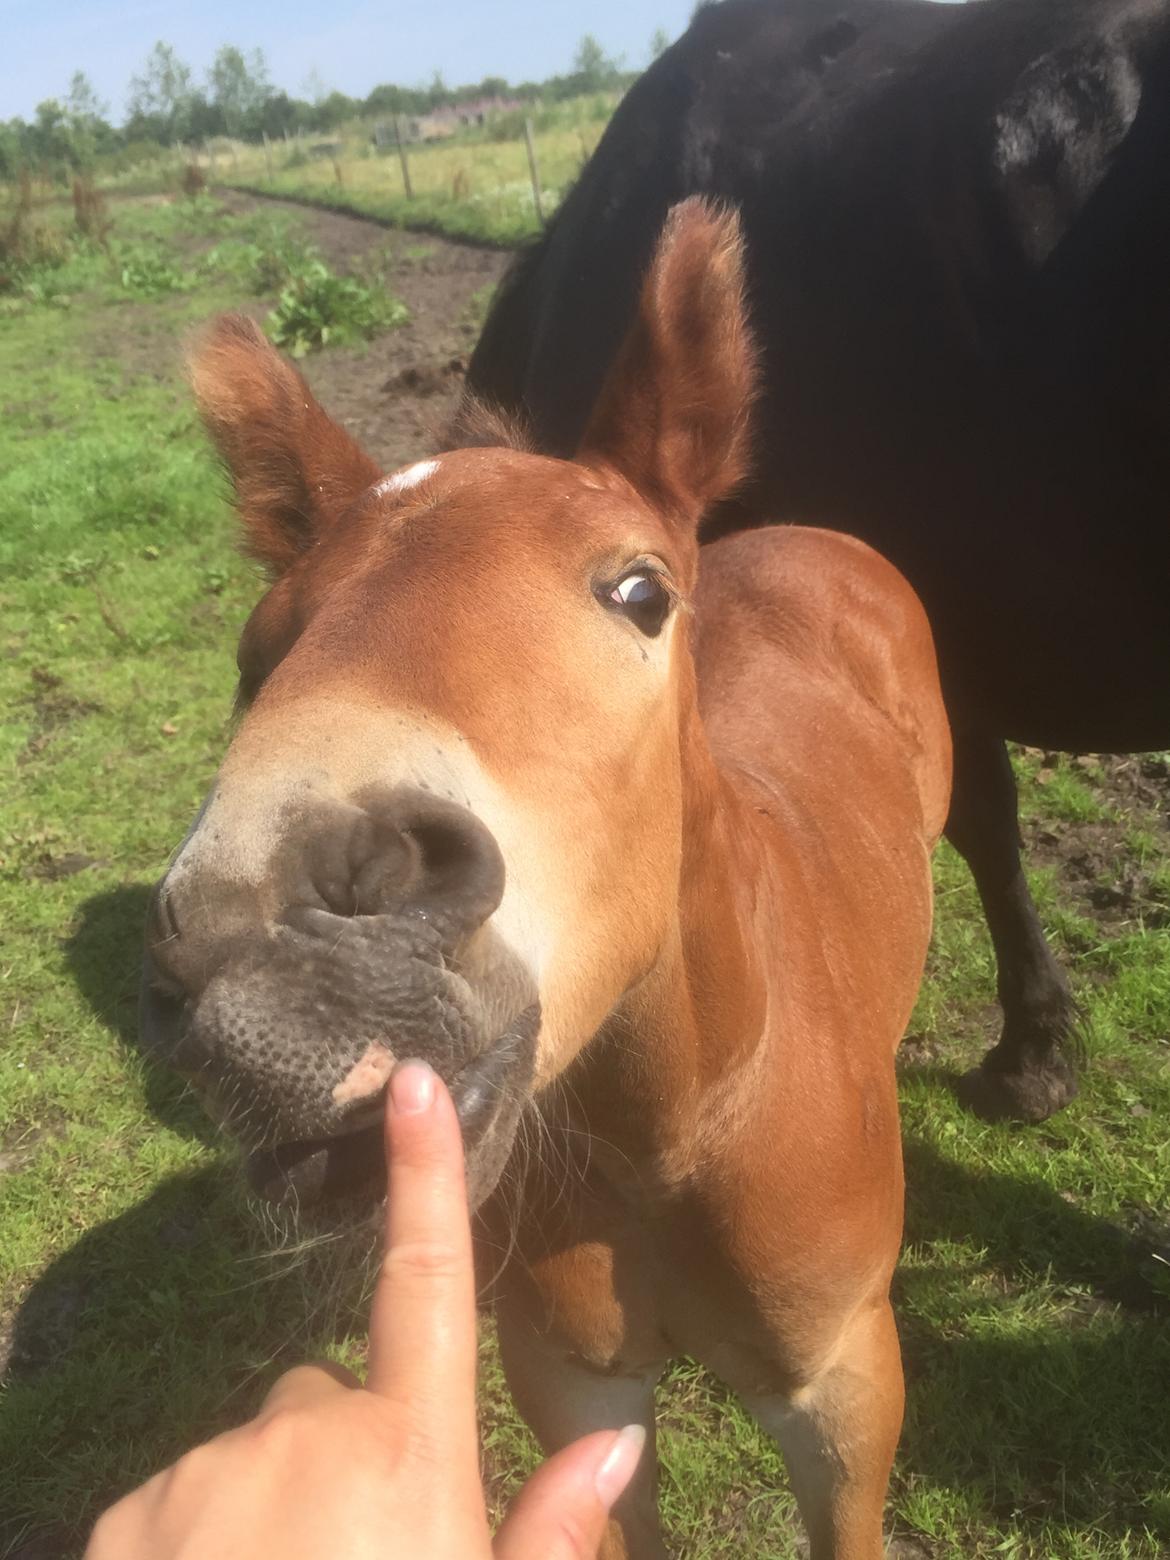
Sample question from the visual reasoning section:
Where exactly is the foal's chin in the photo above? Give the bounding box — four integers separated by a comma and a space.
141, 921, 542, 1227
237, 1002, 542, 1220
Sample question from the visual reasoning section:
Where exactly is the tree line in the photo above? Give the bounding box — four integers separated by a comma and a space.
1, 32, 671, 184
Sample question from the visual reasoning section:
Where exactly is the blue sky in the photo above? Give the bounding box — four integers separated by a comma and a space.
4, 0, 705, 123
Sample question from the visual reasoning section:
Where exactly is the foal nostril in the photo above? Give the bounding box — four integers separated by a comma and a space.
404, 803, 505, 927
314, 813, 416, 917
317, 789, 505, 937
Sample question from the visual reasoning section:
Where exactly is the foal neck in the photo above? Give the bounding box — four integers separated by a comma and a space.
566, 693, 779, 1182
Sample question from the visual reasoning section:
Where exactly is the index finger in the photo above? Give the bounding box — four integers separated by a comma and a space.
365, 1060, 479, 1437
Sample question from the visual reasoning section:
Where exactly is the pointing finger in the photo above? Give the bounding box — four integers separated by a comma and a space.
365, 1060, 478, 1448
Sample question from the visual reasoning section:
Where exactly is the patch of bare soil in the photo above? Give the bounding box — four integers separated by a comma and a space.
901, 750, 1170, 1076
17, 667, 102, 767
80, 193, 510, 461
216, 191, 511, 469
83, 294, 216, 390
1023, 751, 1170, 935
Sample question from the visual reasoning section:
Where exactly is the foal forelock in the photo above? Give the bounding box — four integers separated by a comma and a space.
441, 393, 534, 456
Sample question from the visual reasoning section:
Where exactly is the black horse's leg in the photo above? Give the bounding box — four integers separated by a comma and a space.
945, 731, 1080, 1121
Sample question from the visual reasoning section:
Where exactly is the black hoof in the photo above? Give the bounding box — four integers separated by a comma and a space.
955, 1052, 1078, 1123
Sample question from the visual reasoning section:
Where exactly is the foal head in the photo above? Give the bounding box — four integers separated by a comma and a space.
143, 199, 755, 1210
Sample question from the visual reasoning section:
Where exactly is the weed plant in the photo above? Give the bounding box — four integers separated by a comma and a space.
267, 258, 408, 355
70, 179, 111, 246
180, 163, 207, 198
0, 195, 409, 353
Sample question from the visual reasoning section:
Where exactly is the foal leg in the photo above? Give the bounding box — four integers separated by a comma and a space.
495, 1296, 668, 1560
944, 729, 1079, 1121
733, 1301, 904, 1560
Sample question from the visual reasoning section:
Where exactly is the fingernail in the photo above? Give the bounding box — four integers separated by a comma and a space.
390, 1059, 436, 1115
594, 1424, 646, 1509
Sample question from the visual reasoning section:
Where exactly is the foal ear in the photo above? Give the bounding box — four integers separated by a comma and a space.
190, 314, 382, 575
577, 198, 756, 528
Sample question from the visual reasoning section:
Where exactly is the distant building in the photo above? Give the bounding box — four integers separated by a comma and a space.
375, 97, 526, 146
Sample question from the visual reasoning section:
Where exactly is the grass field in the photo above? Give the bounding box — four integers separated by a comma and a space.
22, 94, 613, 248
210, 102, 614, 245
2, 193, 1169, 1560
215, 134, 585, 246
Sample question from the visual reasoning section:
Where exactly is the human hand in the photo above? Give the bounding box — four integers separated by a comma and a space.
86, 1060, 644, 1558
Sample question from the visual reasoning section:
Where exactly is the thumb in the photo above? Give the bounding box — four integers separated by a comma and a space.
493, 1425, 645, 1560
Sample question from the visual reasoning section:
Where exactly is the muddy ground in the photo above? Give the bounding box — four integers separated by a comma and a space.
216, 189, 511, 468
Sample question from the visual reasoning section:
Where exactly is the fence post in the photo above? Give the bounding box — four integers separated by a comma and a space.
393, 117, 414, 199
523, 116, 544, 226
262, 131, 273, 179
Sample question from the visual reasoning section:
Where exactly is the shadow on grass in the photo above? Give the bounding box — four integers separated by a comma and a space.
894, 1080, 1169, 1547
903, 1072, 1165, 1314
63, 884, 214, 1146
1, 1165, 376, 1560
8, 1033, 1165, 1557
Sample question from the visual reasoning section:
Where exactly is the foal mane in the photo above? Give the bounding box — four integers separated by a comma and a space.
441, 393, 534, 455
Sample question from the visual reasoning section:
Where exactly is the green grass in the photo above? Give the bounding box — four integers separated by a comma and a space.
213, 110, 610, 245
8, 98, 613, 249
2, 195, 1170, 1560
0, 190, 409, 353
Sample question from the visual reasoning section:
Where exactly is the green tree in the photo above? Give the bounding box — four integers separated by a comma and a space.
66, 71, 108, 126
314, 91, 358, 131
186, 92, 223, 141
259, 91, 301, 139
427, 69, 450, 108
127, 42, 195, 139
208, 45, 271, 137
63, 71, 110, 166
573, 34, 612, 90
568, 34, 625, 93
29, 100, 71, 170
650, 27, 671, 59
0, 118, 27, 179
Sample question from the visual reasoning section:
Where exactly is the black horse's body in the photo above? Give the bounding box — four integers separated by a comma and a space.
460, 0, 1170, 1119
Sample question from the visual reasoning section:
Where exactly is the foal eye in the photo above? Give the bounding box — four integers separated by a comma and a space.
606, 572, 673, 638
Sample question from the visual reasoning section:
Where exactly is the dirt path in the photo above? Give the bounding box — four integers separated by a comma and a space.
216, 190, 512, 469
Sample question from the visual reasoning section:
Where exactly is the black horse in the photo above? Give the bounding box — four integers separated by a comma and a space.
457, 0, 1170, 1122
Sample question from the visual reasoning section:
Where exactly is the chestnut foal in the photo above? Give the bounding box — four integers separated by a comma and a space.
143, 200, 950, 1558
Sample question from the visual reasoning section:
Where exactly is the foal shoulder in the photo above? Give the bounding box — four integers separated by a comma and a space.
697, 525, 951, 841
699, 524, 926, 667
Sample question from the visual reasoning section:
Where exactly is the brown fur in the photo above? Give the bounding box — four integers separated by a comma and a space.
190, 313, 380, 574
168, 199, 951, 1559
581, 200, 757, 524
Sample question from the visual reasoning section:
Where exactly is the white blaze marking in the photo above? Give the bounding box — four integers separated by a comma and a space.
375, 458, 439, 497
332, 1042, 396, 1105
